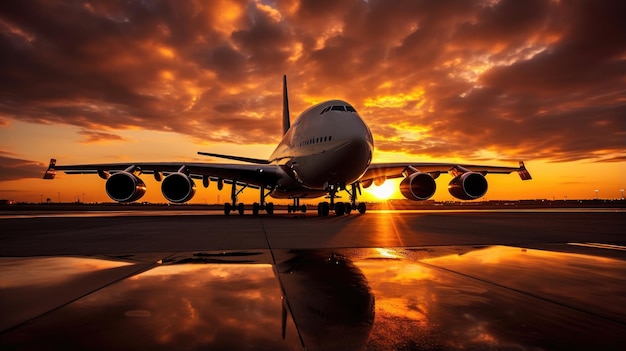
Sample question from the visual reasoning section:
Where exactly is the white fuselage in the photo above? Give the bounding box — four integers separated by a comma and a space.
268, 100, 374, 199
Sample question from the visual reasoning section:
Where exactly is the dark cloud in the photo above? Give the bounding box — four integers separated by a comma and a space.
0, 0, 624, 162
0, 153, 44, 181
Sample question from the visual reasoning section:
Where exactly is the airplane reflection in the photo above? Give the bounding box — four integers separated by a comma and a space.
1, 245, 625, 350
274, 250, 375, 351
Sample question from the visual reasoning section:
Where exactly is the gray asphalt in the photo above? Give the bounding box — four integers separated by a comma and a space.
1, 210, 624, 256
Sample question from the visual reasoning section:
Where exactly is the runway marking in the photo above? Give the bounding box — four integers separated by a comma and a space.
568, 242, 626, 251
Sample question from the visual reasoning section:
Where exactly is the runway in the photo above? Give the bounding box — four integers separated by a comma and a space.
1, 210, 625, 350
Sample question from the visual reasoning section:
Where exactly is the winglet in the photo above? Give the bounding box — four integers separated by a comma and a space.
43, 158, 57, 179
517, 161, 532, 180
282, 74, 290, 135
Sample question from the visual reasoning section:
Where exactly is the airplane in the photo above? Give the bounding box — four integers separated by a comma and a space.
44, 75, 532, 216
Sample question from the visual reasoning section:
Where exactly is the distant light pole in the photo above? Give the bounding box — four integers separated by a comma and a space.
621, 189, 624, 200
594, 189, 599, 199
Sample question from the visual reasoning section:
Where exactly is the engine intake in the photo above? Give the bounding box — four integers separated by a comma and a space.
161, 173, 196, 203
105, 171, 146, 202
448, 172, 488, 200
400, 172, 436, 201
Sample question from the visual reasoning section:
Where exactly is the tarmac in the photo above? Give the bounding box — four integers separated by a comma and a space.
1, 209, 625, 350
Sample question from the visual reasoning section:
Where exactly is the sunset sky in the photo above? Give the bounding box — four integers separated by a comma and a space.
0, 0, 624, 204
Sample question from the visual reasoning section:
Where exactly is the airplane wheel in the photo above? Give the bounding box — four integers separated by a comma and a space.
266, 202, 274, 215
345, 203, 352, 215
322, 202, 330, 216
252, 203, 260, 216
224, 203, 232, 216
237, 203, 245, 215
318, 202, 330, 216
300, 205, 307, 213
358, 202, 366, 214
335, 202, 345, 216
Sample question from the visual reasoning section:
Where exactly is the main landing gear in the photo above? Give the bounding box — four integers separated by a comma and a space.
287, 197, 307, 214
223, 180, 274, 216
317, 182, 367, 216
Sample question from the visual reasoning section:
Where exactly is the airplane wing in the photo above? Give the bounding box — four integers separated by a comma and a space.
362, 161, 532, 182
44, 159, 282, 189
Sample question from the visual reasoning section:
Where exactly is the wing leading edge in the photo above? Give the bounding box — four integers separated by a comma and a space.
362, 161, 532, 183
44, 159, 281, 189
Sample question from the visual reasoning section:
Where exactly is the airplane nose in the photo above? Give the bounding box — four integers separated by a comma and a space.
332, 136, 373, 184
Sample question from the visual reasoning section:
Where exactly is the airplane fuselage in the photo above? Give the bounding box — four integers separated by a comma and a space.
268, 100, 374, 199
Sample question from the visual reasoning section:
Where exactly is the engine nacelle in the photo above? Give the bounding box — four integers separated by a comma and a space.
448, 172, 488, 200
105, 171, 146, 202
400, 172, 436, 201
161, 172, 196, 203
360, 179, 373, 189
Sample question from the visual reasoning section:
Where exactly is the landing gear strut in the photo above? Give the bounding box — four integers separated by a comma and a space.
317, 182, 367, 216
348, 182, 367, 214
223, 180, 274, 216
287, 197, 306, 214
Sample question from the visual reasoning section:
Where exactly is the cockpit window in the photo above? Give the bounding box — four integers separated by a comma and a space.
320, 105, 358, 114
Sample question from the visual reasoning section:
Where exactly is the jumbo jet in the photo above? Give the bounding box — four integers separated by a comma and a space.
44, 75, 531, 216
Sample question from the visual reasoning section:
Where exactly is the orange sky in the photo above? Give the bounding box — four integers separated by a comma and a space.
0, 0, 624, 203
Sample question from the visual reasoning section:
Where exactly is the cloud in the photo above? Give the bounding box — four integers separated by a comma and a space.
0, 0, 624, 162
0, 153, 45, 181
78, 129, 128, 143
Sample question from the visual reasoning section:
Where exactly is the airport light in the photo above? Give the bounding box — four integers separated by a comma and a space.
621, 189, 624, 199
594, 189, 599, 199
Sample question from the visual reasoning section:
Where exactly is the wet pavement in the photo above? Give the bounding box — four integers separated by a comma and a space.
2, 244, 625, 350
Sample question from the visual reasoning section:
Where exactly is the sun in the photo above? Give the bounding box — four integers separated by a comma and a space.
367, 180, 396, 200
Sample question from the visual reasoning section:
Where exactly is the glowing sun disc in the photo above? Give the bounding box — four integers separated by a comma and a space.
367, 181, 395, 200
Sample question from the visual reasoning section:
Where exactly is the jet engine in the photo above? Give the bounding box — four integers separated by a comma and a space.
399, 172, 436, 201
448, 172, 488, 200
161, 172, 196, 203
105, 171, 146, 202
360, 179, 373, 189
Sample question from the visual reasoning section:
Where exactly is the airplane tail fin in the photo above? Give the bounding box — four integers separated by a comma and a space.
282, 75, 290, 135
197, 152, 270, 164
